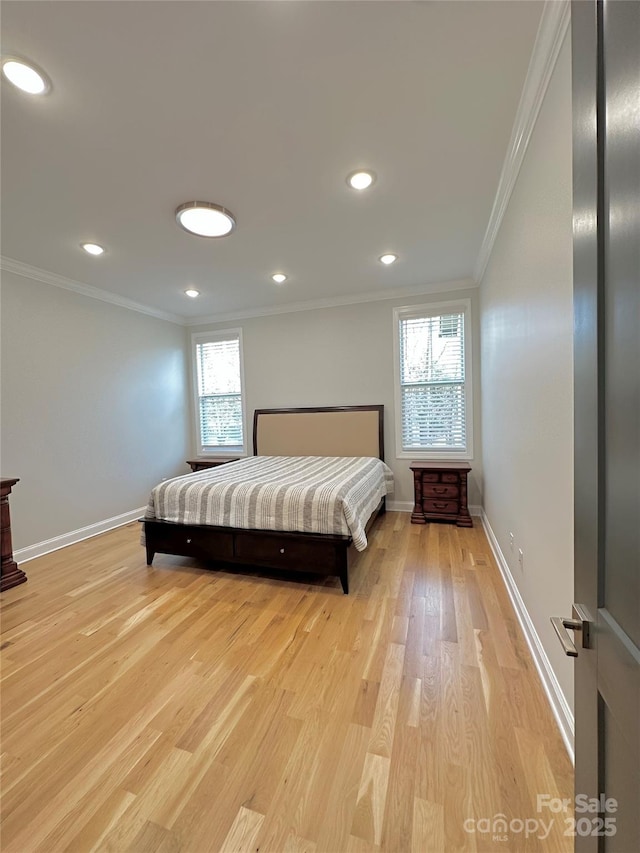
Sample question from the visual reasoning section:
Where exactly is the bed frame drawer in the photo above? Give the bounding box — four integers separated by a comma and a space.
145, 521, 234, 561
234, 532, 337, 572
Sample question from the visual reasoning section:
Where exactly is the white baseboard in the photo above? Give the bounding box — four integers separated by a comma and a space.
387, 500, 414, 513
14, 507, 146, 564
480, 509, 575, 763
387, 501, 483, 516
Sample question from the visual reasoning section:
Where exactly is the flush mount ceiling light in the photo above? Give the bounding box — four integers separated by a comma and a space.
184, 289, 200, 298
81, 242, 105, 256
347, 170, 376, 190
271, 273, 287, 284
1, 56, 51, 95
379, 253, 398, 265
175, 201, 236, 238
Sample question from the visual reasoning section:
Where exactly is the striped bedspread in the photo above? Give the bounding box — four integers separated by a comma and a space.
144, 456, 394, 551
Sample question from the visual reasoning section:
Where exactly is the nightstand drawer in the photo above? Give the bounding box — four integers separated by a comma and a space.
441, 473, 460, 483
423, 484, 459, 499
421, 472, 441, 482
423, 499, 458, 515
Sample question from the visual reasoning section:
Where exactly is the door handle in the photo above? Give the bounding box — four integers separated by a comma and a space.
550, 604, 592, 657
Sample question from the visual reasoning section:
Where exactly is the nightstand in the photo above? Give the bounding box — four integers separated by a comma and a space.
186, 458, 240, 472
410, 461, 472, 527
1, 478, 27, 591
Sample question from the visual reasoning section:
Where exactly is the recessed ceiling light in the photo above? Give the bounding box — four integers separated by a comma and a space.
176, 201, 236, 237
379, 253, 398, 265
81, 242, 105, 256
1, 56, 51, 95
271, 273, 287, 284
347, 170, 376, 190
185, 289, 200, 298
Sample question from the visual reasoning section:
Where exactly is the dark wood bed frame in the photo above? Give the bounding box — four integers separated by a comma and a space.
142, 405, 386, 593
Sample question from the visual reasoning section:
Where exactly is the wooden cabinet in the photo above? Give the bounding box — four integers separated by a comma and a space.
186, 458, 240, 472
410, 462, 472, 527
1, 478, 27, 591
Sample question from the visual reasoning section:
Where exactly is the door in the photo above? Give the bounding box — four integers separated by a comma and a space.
568, 1, 640, 851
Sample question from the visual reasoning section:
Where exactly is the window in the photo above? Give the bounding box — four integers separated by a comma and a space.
393, 300, 473, 459
191, 329, 246, 455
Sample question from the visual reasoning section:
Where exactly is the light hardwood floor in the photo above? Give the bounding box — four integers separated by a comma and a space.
0, 512, 573, 852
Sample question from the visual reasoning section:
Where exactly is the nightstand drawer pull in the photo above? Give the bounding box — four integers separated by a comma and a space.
280, 547, 285, 554
186, 538, 192, 544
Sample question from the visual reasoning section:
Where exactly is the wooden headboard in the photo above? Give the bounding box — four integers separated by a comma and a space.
253, 405, 384, 460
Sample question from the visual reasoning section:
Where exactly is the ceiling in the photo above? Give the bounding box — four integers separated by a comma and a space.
1, 1, 544, 323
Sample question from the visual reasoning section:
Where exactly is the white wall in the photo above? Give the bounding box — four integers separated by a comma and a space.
480, 36, 574, 710
190, 286, 483, 509
0, 271, 190, 550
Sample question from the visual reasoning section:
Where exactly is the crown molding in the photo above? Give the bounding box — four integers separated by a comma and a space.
0, 256, 184, 325
1, 255, 477, 329
186, 277, 478, 327
473, 0, 571, 284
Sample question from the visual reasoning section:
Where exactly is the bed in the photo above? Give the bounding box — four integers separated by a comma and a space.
141, 405, 392, 593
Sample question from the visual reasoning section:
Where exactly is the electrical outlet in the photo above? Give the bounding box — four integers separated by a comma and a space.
509, 532, 514, 551
518, 548, 524, 570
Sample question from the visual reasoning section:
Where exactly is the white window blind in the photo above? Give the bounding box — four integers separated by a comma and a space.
398, 309, 468, 453
194, 333, 244, 452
